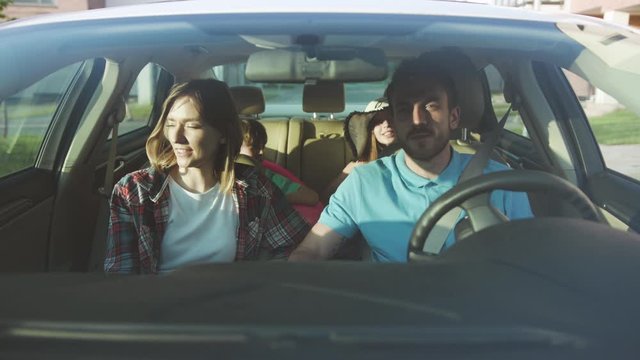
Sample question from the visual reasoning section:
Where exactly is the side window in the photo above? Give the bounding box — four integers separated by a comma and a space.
0, 62, 83, 178
118, 63, 168, 137
483, 65, 530, 139
563, 69, 640, 182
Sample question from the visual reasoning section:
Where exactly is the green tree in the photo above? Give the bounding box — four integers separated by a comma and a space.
0, 0, 14, 20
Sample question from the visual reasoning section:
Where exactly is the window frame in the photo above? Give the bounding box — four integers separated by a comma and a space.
536, 62, 640, 232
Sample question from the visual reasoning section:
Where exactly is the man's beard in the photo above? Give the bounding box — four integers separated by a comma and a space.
398, 125, 450, 162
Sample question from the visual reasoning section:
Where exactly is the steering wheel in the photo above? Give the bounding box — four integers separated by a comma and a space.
408, 169, 600, 261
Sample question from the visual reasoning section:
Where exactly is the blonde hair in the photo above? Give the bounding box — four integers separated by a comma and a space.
146, 79, 243, 193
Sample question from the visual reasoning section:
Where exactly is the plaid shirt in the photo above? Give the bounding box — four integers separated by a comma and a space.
104, 164, 310, 274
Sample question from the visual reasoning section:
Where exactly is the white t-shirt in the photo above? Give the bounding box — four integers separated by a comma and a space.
159, 177, 239, 272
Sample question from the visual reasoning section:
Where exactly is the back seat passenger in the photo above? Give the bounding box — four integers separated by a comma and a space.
230, 83, 352, 194
230, 85, 290, 168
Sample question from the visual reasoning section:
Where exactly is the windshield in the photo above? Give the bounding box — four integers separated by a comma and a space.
1, 4, 640, 358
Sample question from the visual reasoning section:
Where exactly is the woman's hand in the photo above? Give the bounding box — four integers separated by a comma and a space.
343, 161, 363, 175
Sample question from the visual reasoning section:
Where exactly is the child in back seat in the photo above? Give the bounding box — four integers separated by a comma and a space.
239, 118, 323, 225
321, 98, 398, 203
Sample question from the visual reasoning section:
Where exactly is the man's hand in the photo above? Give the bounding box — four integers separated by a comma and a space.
288, 223, 345, 261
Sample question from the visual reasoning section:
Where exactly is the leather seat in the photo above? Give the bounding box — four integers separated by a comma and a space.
230, 85, 291, 168
416, 49, 499, 155
230, 83, 352, 193
292, 82, 350, 193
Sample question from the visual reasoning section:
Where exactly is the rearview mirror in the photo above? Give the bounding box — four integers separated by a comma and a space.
245, 47, 388, 83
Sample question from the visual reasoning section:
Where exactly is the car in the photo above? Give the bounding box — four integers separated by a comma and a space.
1, 0, 640, 358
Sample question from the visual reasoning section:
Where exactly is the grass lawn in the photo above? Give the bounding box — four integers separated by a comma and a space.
127, 103, 153, 121
493, 102, 639, 145
0, 101, 151, 178
0, 135, 42, 177
589, 109, 640, 145
1, 101, 60, 119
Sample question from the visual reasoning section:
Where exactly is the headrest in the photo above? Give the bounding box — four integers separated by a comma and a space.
344, 111, 375, 159
302, 82, 345, 113
417, 49, 486, 134
229, 86, 265, 115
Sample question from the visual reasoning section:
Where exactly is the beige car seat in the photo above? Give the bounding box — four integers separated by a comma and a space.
290, 82, 352, 193
229, 85, 291, 168
419, 49, 501, 155
229, 83, 352, 194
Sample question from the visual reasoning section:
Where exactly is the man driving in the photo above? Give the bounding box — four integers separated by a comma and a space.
289, 56, 533, 262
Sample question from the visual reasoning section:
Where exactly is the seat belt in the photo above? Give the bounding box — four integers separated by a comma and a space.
88, 101, 126, 271
422, 104, 513, 254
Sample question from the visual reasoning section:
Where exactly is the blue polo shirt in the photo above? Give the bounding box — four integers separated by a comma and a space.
319, 149, 533, 262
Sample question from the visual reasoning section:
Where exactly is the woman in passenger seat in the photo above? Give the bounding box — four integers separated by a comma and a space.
322, 98, 397, 202
104, 79, 309, 274
239, 118, 323, 225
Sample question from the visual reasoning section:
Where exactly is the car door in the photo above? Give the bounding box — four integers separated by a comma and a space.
45, 62, 175, 272
544, 65, 640, 233
488, 59, 640, 233
0, 59, 103, 272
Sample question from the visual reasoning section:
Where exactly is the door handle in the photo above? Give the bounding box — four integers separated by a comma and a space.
0, 198, 34, 227
113, 159, 125, 174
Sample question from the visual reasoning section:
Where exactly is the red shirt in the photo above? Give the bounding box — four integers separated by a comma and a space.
262, 160, 324, 225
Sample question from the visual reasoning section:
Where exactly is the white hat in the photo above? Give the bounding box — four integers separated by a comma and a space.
364, 98, 389, 112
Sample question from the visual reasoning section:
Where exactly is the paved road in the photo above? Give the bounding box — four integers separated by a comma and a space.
600, 144, 640, 181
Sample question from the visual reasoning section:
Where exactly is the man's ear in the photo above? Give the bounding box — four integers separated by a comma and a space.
449, 106, 461, 130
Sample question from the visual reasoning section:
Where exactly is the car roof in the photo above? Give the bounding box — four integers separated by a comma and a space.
0, 0, 613, 30
3, 0, 638, 109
